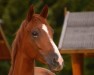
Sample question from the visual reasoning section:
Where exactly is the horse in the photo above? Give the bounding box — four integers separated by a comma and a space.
8, 5, 64, 75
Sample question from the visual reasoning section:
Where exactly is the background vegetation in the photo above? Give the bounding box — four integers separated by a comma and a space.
0, 0, 94, 75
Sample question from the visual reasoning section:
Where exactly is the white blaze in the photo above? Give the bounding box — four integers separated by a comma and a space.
42, 24, 63, 66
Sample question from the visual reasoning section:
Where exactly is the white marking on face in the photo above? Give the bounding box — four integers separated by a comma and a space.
42, 24, 63, 66
42, 24, 49, 33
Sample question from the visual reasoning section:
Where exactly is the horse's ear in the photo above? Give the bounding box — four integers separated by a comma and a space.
26, 5, 34, 22
40, 5, 48, 18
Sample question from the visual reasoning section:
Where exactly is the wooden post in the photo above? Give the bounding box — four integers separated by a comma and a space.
64, 7, 67, 16
71, 54, 84, 75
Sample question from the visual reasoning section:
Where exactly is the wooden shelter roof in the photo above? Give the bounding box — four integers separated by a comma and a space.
58, 12, 94, 53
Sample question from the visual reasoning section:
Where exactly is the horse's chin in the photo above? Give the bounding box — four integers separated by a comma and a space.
48, 64, 63, 72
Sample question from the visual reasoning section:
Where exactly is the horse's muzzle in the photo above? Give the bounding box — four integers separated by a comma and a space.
49, 59, 64, 72
45, 53, 64, 72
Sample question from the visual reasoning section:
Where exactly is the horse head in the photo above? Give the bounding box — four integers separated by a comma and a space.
12, 5, 64, 72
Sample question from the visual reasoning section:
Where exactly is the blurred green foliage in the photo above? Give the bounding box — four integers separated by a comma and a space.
0, 0, 94, 75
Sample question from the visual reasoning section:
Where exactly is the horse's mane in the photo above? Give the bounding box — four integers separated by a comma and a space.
9, 20, 27, 75
11, 20, 27, 65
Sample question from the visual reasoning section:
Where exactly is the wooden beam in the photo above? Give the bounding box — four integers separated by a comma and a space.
0, 43, 11, 60
0, 25, 11, 53
0, 40, 4, 44
0, 25, 11, 60
60, 49, 94, 54
84, 53, 94, 57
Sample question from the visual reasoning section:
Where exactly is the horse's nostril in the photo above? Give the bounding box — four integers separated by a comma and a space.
52, 56, 64, 67
53, 57, 56, 62
52, 57, 58, 66
53, 54, 58, 61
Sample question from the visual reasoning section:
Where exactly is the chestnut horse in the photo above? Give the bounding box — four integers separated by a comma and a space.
8, 5, 64, 75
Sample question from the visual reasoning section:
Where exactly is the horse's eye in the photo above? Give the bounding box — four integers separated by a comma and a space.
32, 31, 39, 37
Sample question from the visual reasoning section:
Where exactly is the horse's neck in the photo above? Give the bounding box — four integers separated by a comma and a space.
12, 51, 35, 75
